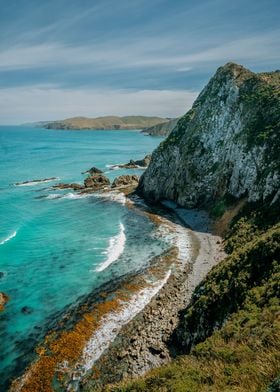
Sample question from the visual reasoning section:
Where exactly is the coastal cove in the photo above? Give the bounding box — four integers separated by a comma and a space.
0, 126, 224, 391
0, 126, 165, 389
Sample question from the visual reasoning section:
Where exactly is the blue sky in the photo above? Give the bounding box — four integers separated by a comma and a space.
0, 0, 279, 124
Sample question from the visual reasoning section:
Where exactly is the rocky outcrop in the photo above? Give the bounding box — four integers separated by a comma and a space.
82, 167, 103, 175
138, 63, 280, 208
0, 292, 9, 311
143, 118, 179, 137
84, 173, 110, 189
114, 155, 152, 169
111, 175, 139, 188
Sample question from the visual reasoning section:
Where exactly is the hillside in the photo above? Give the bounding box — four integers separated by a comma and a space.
40, 116, 169, 130
107, 63, 280, 391
142, 117, 179, 136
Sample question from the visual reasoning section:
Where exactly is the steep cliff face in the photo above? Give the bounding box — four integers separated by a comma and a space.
142, 117, 179, 136
138, 63, 280, 208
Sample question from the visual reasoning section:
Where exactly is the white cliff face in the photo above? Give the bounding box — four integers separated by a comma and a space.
138, 63, 280, 207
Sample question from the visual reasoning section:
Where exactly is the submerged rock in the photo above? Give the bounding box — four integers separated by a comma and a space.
21, 306, 33, 315
111, 175, 139, 188
84, 174, 110, 189
14, 177, 58, 186
0, 292, 9, 311
52, 183, 84, 190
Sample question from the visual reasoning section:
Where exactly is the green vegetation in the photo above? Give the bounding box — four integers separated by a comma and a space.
104, 197, 280, 392
239, 72, 280, 165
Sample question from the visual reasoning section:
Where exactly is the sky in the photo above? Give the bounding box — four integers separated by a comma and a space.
0, 0, 279, 124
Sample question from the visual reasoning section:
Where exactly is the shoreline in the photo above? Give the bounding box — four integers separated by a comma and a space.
9, 192, 225, 391
76, 196, 225, 391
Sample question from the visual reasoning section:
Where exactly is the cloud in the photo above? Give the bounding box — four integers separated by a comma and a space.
0, 29, 279, 73
0, 86, 198, 124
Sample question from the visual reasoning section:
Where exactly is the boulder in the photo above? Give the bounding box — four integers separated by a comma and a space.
82, 166, 103, 175
84, 174, 110, 189
111, 175, 139, 188
0, 292, 9, 311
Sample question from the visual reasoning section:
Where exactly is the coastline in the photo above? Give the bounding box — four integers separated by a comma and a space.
9, 192, 225, 392
78, 196, 225, 391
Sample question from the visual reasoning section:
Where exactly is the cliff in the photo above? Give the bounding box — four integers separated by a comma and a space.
41, 115, 168, 130
108, 63, 280, 392
142, 117, 179, 136
138, 63, 280, 208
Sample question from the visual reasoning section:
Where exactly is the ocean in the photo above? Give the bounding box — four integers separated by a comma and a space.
0, 126, 167, 388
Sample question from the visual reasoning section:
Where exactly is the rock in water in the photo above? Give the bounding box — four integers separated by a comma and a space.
112, 175, 139, 188
84, 174, 110, 189
134, 154, 152, 167
0, 292, 9, 311
115, 155, 152, 169
82, 166, 103, 175
52, 183, 84, 190
138, 63, 280, 207
21, 306, 33, 315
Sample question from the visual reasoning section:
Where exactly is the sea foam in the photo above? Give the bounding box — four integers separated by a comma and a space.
0, 230, 17, 245
95, 223, 126, 272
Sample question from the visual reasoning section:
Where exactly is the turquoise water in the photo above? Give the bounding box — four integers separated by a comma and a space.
0, 126, 165, 388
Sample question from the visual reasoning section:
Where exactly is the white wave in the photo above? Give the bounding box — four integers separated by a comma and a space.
92, 191, 126, 205
48, 192, 91, 200
46, 193, 63, 199
0, 230, 17, 245
67, 269, 171, 380
95, 223, 126, 272
106, 164, 120, 170
15, 177, 60, 186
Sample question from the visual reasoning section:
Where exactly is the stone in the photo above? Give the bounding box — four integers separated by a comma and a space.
52, 183, 84, 190
82, 167, 103, 175
84, 174, 110, 189
111, 175, 139, 188
115, 155, 152, 169
21, 306, 33, 315
0, 292, 9, 311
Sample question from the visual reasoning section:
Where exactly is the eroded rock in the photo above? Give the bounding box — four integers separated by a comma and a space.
0, 292, 9, 311
84, 174, 110, 189
82, 167, 103, 175
111, 175, 139, 188
52, 183, 84, 190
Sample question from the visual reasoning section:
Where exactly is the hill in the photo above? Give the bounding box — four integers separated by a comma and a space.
39, 116, 169, 130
